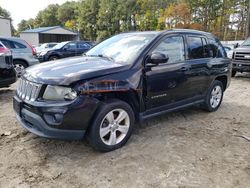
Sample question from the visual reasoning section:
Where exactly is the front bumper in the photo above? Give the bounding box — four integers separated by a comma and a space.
232, 60, 250, 72
13, 95, 100, 140
16, 108, 85, 140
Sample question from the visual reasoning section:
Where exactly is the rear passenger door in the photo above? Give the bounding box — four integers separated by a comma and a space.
78, 42, 91, 54
185, 35, 212, 96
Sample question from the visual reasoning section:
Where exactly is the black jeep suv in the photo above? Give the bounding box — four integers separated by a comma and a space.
13, 29, 231, 152
231, 37, 250, 76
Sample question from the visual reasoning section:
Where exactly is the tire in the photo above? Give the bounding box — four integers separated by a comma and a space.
13, 60, 28, 77
203, 80, 224, 112
48, 55, 59, 61
232, 70, 237, 77
86, 99, 135, 152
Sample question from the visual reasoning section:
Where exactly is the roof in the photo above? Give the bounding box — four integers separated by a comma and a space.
123, 29, 212, 36
21, 26, 77, 34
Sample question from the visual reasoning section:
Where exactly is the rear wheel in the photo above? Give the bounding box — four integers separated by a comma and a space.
203, 80, 224, 112
13, 61, 27, 77
87, 99, 135, 152
48, 55, 59, 61
232, 70, 237, 77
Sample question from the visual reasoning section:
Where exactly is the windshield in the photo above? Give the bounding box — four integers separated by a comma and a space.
241, 37, 250, 46
52, 42, 69, 49
86, 33, 157, 64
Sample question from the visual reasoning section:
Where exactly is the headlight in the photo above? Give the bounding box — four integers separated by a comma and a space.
40, 51, 47, 56
43, 85, 77, 101
227, 50, 234, 59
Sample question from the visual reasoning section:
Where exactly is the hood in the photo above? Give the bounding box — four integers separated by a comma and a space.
234, 46, 250, 52
23, 56, 130, 85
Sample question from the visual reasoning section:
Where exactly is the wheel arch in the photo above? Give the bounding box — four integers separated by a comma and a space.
215, 75, 228, 91
13, 59, 29, 67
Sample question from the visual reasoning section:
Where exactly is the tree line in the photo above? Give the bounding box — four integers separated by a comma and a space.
1, 0, 250, 41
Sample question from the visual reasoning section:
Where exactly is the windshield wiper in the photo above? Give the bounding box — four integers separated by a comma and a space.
86, 54, 114, 62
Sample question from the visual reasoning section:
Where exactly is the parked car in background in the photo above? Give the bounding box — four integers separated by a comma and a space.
0, 42, 16, 88
35, 43, 58, 54
0, 37, 39, 77
37, 41, 93, 62
231, 37, 250, 77
14, 29, 231, 152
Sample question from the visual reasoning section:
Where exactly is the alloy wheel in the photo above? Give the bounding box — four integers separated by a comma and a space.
99, 109, 130, 146
210, 85, 222, 108
14, 64, 25, 77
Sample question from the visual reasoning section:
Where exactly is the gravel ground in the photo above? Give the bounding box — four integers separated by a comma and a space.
0, 74, 250, 188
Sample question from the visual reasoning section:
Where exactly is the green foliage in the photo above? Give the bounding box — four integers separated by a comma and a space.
16, 0, 250, 41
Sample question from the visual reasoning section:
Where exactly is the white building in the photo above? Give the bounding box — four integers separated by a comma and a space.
0, 17, 12, 37
20, 26, 78, 46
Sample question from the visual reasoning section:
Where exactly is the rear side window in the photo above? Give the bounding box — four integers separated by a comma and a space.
78, 43, 91, 49
208, 38, 225, 58
187, 36, 207, 59
13, 41, 26, 49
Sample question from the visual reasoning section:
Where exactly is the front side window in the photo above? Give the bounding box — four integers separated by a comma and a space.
65, 42, 77, 50
152, 36, 185, 64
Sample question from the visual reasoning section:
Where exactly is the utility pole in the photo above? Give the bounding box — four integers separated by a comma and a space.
245, 0, 250, 38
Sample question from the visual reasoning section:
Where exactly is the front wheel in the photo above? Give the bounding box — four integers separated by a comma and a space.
202, 80, 224, 112
87, 99, 135, 152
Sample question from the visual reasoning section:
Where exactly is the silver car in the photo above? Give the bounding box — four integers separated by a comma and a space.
0, 37, 39, 76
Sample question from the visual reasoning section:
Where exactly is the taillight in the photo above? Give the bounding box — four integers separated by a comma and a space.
0, 47, 11, 56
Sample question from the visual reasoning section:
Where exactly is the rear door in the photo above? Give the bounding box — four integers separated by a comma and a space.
184, 35, 212, 97
77, 42, 91, 54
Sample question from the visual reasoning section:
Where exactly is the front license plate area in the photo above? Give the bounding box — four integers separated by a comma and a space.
13, 97, 22, 117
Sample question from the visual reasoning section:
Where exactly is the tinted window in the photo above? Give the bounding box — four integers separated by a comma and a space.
13, 41, 26, 49
65, 42, 77, 50
0, 43, 3, 48
152, 36, 185, 64
208, 38, 225, 58
0, 40, 15, 49
187, 37, 206, 59
78, 43, 90, 49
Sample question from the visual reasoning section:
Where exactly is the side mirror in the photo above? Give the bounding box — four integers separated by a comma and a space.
148, 52, 169, 65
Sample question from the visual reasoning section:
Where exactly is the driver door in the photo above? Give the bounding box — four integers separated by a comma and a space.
144, 35, 191, 109
63, 42, 78, 58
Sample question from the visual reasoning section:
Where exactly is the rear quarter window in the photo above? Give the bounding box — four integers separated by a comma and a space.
208, 38, 225, 58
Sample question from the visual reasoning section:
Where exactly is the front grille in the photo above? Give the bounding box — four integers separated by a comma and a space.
234, 52, 250, 62
17, 78, 42, 102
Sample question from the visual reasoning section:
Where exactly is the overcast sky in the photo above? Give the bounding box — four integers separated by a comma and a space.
0, 0, 75, 28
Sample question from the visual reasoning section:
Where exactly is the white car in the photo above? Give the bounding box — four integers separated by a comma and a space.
35, 43, 58, 54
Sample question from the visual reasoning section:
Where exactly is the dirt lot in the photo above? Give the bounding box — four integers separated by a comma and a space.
0, 74, 250, 188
